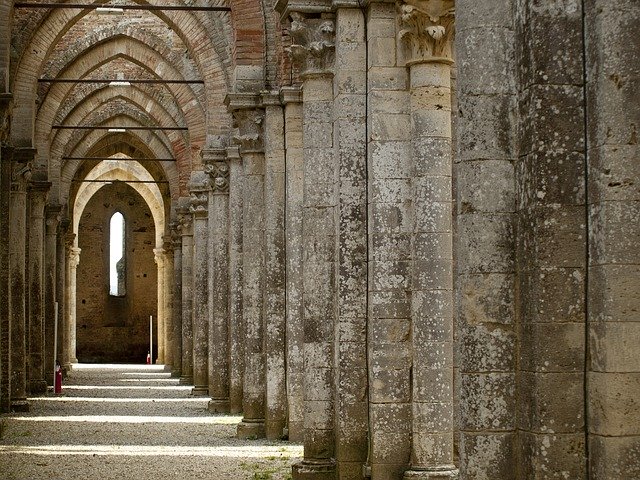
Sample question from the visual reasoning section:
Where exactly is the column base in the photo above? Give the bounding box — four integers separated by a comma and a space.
29, 380, 48, 395
10, 399, 30, 412
237, 418, 266, 439
163, 365, 172, 373
171, 368, 181, 378
208, 398, 230, 414
179, 375, 193, 385
292, 459, 336, 480
191, 385, 209, 396
403, 466, 458, 480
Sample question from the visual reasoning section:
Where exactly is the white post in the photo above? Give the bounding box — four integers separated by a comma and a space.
53, 301, 58, 385
150, 315, 153, 364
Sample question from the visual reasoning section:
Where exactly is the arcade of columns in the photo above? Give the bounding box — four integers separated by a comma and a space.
1, 0, 639, 479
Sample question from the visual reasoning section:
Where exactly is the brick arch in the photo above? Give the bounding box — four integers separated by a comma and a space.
35, 37, 205, 160
60, 132, 179, 209
11, 2, 232, 148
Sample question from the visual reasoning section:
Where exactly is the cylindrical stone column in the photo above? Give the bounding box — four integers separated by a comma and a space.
586, 1, 640, 477
287, 11, 337, 479
0, 146, 11, 413
154, 248, 166, 364
190, 173, 210, 396
170, 223, 183, 378
227, 146, 244, 414
179, 203, 194, 385
27, 181, 50, 394
398, 3, 457, 478
67, 246, 80, 366
204, 148, 231, 413
9, 160, 31, 411
59, 230, 72, 371
163, 242, 174, 370
230, 104, 266, 439
44, 205, 61, 385
455, 1, 518, 477
282, 87, 304, 442
263, 95, 287, 440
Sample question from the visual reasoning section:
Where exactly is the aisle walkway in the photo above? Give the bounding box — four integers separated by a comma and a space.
0, 364, 301, 480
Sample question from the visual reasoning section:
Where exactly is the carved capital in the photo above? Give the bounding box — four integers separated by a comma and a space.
68, 247, 81, 269
287, 12, 335, 77
11, 162, 32, 193
397, 0, 455, 65
153, 247, 166, 266
177, 204, 193, 233
203, 148, 230, 194
231, 109, 265, 153
45, 205, 63, 235
169, 221, 182, 248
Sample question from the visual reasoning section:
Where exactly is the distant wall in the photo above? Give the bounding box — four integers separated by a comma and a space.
76, 183, 157, 363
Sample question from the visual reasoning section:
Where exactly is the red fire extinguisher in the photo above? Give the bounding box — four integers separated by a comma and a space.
54, 361, 62, 394
146, 352, 151, 365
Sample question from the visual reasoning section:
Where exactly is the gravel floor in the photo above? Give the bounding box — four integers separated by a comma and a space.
0, 364, 302, 480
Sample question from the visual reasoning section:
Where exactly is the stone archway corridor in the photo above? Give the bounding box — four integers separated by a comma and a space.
0, 365, 301, 480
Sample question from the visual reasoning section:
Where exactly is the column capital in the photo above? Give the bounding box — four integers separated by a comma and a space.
397, 0, 455, 66
177, 203, 193, 234
188, 172, 210, 217
68, 247, 81, 268
286, 12, 336, 78
11, 158, 32, 193
153, 247, 167, 265
280, 85, 303, 104
169, 221, 183, 248
203, 148, 230, 194
45, 204, 63, 235
230, 108, 265, 154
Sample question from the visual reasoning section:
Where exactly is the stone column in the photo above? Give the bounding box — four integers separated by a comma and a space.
515, 1, 587, 477
263, 93, 287, 440
586, 1, 640, 477
66, 245, 80, 366
0, 145, 11, 412
287, 11, 337, 479
163, 239, 174, 371
229, 99, 266, 438
9, 152, 32, 411
398, 2, 457, 478
455, 2, 518, 477
281, 86, 304, 442
204, 148, 231, 413
60, 230, 73, 370
227, 146, 244, 414
178, 202, 194, 385
333, 7, 369, 477
27, 180, 50, 394
153, 248, 166, 364
44, 205, 61, 385
190, 174, 209, 396
366, 2, 413, 476
170, 223, 182, 378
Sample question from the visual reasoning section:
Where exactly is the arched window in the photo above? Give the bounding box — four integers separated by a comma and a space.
109, 212, 126, 296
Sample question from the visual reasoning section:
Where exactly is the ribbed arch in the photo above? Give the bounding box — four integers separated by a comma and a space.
11, 2, 232, 147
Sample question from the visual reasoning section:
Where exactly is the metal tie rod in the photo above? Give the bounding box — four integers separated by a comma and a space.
38, 79, 204, 84
64, 157, 176, 161
14, 3, 230, 12
52, 126, 188, 131
73, 179, 169, 184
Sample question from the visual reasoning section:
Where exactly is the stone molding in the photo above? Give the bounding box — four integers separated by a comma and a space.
287, 12, 335, 77
397, 0, 455, 65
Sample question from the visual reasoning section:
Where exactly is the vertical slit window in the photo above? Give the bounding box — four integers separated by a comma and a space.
109, 212, 126, 296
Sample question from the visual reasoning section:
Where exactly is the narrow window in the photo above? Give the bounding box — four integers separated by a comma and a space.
109, 212, 126, 296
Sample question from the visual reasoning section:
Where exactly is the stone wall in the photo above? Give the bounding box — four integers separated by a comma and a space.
76, 183, 157, 363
